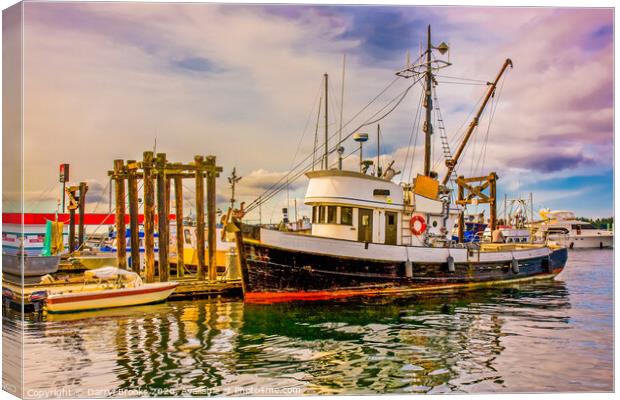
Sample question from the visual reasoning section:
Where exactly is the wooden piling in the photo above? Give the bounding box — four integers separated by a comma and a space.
156, 153, 169, 282
77, 182, 88, 250
206, 155, 217, 282
114, 160, 127, 269
127, 160, 141, 274
143, 151, 156, 283
174, 176, 185, 278
457, 175, 465, 243
233, 218, 249, 296
195, 156, 206, 281
68, 204, 76, 253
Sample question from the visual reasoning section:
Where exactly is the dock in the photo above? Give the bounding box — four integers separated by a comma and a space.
2, 151, 247, 313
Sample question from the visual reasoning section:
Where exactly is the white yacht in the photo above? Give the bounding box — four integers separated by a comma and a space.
535, 210, 613, 249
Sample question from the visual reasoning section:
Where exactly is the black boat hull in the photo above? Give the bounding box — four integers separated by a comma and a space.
240, 239, 568, 302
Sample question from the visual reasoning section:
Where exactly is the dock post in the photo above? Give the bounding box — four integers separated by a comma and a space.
127, 160, 141, 274
114, 160, 127, 269
174, 176, 185, 278
457, 175, 465, 243
195, 156, 206, 281
489, 172, 497, 231
143, 151, 156, 283
206, 155, 217, 282
77, 182, 88, 250
67, 186, 77, 253
232, 218, 249, 296
156, 153, 169, 282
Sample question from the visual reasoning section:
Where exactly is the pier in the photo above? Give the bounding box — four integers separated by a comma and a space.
2, 151, 247, 312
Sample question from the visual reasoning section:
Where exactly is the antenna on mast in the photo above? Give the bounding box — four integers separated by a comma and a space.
396, 25, 451, 178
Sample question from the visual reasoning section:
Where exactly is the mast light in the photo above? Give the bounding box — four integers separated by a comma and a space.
353, 133, 369, 173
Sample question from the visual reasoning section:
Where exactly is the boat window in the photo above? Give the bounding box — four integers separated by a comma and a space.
361, 215, 370, 227
341, 207, 353, 225
312, 206, 318, 223
387, 213, 395, 225
573, 224, 595, 230
184, 229, 192, 245
318, 206, 326, 224
327, 206, 337, 224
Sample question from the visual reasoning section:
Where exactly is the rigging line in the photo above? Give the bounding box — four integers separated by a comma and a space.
447, 90, 487, 151
244, 75, 403, 212
31, 181, 61, 211
402, 89, 424, 183
406, 89, 424, 182
478, 73, 506, 176
246, 80, 419, 214
289, 79, 324, 171
81, 179, 142, 247
435, 81, 487, 86
246, 84, 411, 213
245, 76, 414, 212
435, 74, 488, 83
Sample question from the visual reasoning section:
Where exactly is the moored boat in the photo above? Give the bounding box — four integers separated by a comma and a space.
2, 253, 60, 277
233, 25, 568, 303
39, 267, 178, 313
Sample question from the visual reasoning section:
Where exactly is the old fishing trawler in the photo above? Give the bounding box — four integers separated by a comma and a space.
233, 26, 568, 302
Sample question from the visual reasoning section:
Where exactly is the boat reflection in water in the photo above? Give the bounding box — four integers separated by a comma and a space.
11, 274, 612, 396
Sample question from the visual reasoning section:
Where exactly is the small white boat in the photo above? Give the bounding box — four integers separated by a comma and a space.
42, 267, 178, 313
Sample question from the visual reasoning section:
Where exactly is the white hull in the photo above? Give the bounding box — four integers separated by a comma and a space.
45, 282, 178, 313
259, 228, 552, 263
549, 234, 613, 249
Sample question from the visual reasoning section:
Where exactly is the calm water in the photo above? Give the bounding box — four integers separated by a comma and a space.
4, 249, 613, 396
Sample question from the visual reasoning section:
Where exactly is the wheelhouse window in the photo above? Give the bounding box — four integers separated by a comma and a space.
318, 206, 326, 224
312, 206, 318, 223
341, 207, 353, 225
327, 206, 338, 224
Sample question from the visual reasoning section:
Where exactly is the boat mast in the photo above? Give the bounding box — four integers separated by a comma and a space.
442, 58, 513, 185
423, 25, 433, 176
324, 73, 329, 170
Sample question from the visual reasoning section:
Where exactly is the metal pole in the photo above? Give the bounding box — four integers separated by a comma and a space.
324, 73, 329, 170
62, 181, 66, 214
376, 124, 380, 176
423, 24, 433, 177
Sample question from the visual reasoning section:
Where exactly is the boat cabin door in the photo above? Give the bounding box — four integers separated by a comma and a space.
385, 211, 397, 245
358, 208, 373, 243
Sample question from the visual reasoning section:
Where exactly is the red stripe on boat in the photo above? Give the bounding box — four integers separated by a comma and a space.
245, 289, 384, 304
2, 212, 177, 225
46, 284, 177, 304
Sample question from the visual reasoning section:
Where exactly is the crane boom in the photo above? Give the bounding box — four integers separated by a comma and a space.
442, 58, 513, 185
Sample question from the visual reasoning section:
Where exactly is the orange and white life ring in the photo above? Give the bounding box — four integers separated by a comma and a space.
409, 214, 427, 236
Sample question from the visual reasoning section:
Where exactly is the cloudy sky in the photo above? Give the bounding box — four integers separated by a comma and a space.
5, 3, 613, 220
